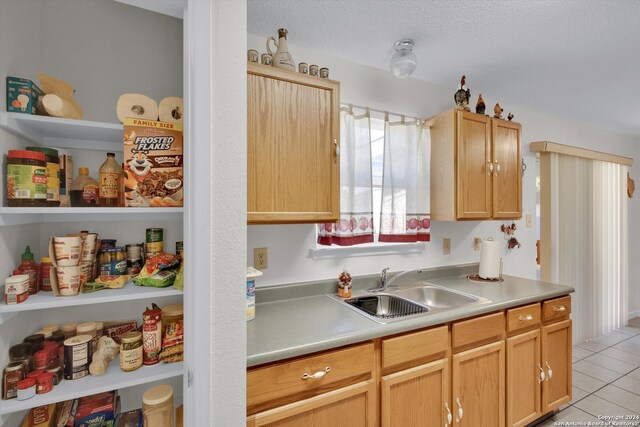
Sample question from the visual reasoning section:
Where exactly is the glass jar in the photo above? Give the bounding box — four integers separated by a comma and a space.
26, 146, 60, 206
120, 331, 143, 372
61, 322, 78, 339
9, 343, 32, 371
23, 334, 45, 353
100, 247, 126, 276
6, 150, 47, 207
3, 362, 25, 400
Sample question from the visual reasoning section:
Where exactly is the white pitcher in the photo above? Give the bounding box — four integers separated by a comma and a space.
266, 28, 295, 71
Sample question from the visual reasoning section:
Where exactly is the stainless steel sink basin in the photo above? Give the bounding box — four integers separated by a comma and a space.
343, 295, 428, 322
393, 285, 480, 309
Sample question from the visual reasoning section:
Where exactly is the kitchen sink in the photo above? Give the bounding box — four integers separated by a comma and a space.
393, 285, 482, 309
343, 295, 428, 322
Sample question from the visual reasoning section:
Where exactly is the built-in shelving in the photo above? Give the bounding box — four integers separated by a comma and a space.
0, 111, 122, 151
0, 360, 183, 414
0, 207, 183, 226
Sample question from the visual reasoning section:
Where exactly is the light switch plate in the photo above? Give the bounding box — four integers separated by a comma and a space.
526, 214, 533, 228
473, 237, 481, 251
443, 238, 451, 255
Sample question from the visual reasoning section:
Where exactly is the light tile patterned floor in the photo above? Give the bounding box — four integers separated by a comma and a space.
532, 318, 640, 426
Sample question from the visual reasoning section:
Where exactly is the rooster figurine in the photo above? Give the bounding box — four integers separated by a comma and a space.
454, 75, 471, 111
507, 112, 514, 121
476, 94, 486, 115
493, 103, 503, 119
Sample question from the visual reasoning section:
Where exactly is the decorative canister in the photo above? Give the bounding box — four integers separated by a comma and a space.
143, 305, 162, 365
320, 67, 330, 79
298, 62, 308, 74
246, 267, 263, 321
247, 49, 259, 63
63, 335, 93, 380
120, 331, 143, 372
309, 64, 319, 77
261, 53, 272, 66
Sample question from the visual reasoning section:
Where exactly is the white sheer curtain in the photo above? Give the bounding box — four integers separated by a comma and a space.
548, 153, 628, 343
378, 114, 430, 242
317, 106, 374, 246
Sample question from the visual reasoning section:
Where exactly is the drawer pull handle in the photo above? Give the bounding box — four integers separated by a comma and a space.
546, 362, 553, 380
553, 305, 566, 312
445, 402, 452, 425
538, 364, 546, 383
302, 366, 331, 380
519, 314, 533, 321
455, 397, 463, 422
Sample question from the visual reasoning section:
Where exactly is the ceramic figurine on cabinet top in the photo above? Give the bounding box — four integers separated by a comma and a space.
493, 103, 503, 119
454, 75, 471, 111
475, 94, 486, 115
507, 112, 514, 121
267, 28, 295, 71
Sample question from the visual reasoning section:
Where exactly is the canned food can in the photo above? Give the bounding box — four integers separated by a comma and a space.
126, 244, 144, 275
146, 228, 164, 255
63, 335, 93, 380
176, 241, 183, 257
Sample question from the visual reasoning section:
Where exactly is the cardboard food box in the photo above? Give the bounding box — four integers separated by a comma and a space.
7, 76, 45, 115
73, 391, 119, 427
123, 118, 183, 207
22, 404, 57, 427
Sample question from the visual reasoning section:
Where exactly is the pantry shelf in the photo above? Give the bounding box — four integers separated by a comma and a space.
0, 111, 123, 151
0, 281, 182, 316
0, 360, 183, 415
0, 207, 183, 226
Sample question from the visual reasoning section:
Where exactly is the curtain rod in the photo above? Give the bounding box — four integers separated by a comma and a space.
341, 103, 419, 121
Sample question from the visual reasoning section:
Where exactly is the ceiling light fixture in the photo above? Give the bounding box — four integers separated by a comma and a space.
390, 39, 416, 79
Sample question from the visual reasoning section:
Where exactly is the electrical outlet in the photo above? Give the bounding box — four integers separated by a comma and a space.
526, 214, 533, 228
254, 247, 268, 269
443, 238, 451, 255
473, 237, 481, 251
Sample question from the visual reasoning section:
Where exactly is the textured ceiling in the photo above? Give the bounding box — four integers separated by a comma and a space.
248, 0, 640, 137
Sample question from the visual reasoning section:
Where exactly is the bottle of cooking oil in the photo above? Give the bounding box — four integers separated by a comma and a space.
99, 153, 123, 207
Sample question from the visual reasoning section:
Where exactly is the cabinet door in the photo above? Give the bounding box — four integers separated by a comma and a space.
452, 340, 505, 427
541, 320, 572, 413
492, 120, 522, 219
247, 64, 340, 224
456, 111, 492, 219
381, 358, 450, 427
248, 380, 375, 427
506, 330, 541, 427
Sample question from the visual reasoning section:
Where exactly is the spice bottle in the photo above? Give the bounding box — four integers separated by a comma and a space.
16, 377, 36, 401
99, 153, 123, 207
39, 256, 53, 291
70, 167, 100, 207
142, 304, 162, 365
17, 246, 39, 295
3, 362, 25, 400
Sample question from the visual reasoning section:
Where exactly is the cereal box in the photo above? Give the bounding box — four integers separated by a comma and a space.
123, 118, 183, 207
6, 76, 45, 115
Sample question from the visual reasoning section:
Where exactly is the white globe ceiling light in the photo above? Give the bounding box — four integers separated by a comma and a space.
390, 39, 417, 79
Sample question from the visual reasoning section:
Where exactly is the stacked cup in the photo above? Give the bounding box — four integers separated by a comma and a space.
48, 232, 99, 296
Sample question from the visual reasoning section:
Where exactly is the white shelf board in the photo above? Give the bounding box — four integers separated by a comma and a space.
0, 207, 183, 225
0, 112, 122, 151
0, 359, 183, 415
0, 281, 182, 315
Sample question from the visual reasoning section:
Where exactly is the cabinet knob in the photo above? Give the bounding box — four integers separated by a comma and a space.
552, 305, 566, 312
519, 314, 533, 321
333, 139, 340, 160
445, 402, 452, 425
487, 161, 494, 175
494, 161, 501, 175
301, 366, 331, 380
455, 397, 463, 422
546, 362, 553, 380
538, 363, 546, 383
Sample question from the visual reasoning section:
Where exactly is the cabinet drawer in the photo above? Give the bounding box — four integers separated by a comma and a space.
382, 325, 448, 369
507, 303, 541, 333
542, 296, 571, 322
247, 342, 374, 414
452, 312, 505, 349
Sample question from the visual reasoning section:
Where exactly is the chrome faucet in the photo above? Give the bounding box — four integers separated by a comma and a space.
369, 267, 390, 293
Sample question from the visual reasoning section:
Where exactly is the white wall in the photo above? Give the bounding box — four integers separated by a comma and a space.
246, 33, 640, 315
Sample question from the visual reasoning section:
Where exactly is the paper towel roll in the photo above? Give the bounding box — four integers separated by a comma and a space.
116, 93, 158, 123
479, 238, 502, 279
158, 96, 183, 124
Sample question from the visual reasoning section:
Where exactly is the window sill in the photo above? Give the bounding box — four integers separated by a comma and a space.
310, 242, 427, 260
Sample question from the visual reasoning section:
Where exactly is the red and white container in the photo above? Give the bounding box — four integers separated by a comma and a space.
4, 274, 29, 304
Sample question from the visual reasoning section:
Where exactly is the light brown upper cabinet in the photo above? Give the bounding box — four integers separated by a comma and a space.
247, 63, 340, 224
428, 109, 522, 221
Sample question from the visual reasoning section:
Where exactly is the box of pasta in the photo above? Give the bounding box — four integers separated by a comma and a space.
123, 118, 183, 207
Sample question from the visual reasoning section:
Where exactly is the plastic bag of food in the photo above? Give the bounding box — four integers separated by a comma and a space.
134, 268, 177, 287
137, 253, 181, 279
173, 262, 184, 291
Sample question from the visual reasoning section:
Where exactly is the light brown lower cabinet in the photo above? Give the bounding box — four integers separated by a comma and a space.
541, 319, 572, 412
247, 380, 376, 427
452, 340, 505, 427
506, 329, 542, 427
380, 358, 450, 427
